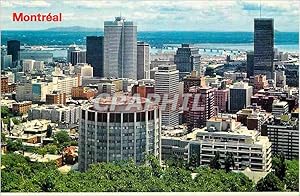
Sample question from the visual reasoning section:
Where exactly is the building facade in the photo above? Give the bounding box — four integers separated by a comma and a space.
137, 42, 150, 80
254, 18, 274, 79
228, 82, 253, 113
174, 44, 201, 80
155, 65, 179, 127
186, 86, 215, 131
78, 96, 161, 171
86, 36, 104, 77
104, 16, 137, 79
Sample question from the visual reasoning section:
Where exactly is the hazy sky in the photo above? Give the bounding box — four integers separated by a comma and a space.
1, 0, 299, 31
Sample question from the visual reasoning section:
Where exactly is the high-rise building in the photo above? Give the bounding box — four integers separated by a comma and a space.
7, 40, 20, 65
254, 18, 274, 79
104, 16, 137, 79
67, 44, 79, 63
137, 42, 150, 80
174, 44, 201, 80
70, 50, 86, 66
246, 51, 254, 78
228, 82, 253, 113
214, 88, 229, 113
186, 86, 215, 131
86, 36, 104, 77
78, 96, 161, 171
155, 65, 179, 127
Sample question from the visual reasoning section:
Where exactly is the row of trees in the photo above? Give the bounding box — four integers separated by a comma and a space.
2, 152, 298, 192
256, 154, 299, 192
1, 153, 255, 192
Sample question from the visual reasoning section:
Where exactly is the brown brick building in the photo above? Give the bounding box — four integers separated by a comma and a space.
12, 101, 32, 115
46, 91, 66, 105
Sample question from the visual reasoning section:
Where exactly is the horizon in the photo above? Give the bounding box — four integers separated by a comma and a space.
1, 0, 299, 31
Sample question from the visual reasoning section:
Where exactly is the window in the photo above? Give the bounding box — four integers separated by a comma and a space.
88, 111, 95, 121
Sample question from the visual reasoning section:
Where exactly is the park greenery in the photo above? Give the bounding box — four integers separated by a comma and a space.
1, 152, 298, 192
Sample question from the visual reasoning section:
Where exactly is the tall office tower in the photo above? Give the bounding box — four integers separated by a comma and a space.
254, 74, 268, 93
137, 42, 150, 80
174, 44, 201, 80
78, 96, 161, 171
228, 82, 253, 113
214, 88, 229, 113
67, 44, 79, 63
7, 40, 20, 65
246, 51, 254, 78
70, 51, 86, 66
254, 18, 274, 79
104, 16, 137, 79
186, 86, 215, 131
155, 65, 179, 127
86, 36, 104, 77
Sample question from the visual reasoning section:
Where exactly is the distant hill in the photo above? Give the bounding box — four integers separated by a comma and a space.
44, 26, 103, 32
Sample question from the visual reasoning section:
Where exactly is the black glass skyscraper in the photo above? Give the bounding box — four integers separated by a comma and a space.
7, 40, 20, 64
246, 51, 254, 78
174, 44, 201, 80
86, 36, 104, 77
254, 18, 274, 79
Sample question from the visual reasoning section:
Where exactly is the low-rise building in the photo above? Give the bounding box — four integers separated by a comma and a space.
71, 86, 96, 100
161, 115, 272, 172
236, 107, 272, 131
29, 104, 81, 128
12, 101, 32, 115
272, 100, 289, 118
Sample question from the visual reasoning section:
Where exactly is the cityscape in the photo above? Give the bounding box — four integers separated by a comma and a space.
0, 0, 299, 193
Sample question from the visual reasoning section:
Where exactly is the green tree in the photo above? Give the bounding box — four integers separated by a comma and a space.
54, 131, 70, 145
7, 139, 23, 152
46, 125, 53, 138
38, 148, 47, 158
284, 160, 299, 191
1, 132, 7, 143
256, 172, 285, 191
11, 118, 21, 125
224, 152, 235, 172
272, 153, 287, 180
210, 151, 221, 170
45, 145, 58, 154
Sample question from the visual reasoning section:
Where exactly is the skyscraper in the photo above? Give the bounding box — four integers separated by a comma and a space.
104, 16, 137, 79
246, 51, 254, 78
174, 44, 201, 80
70, 50, 86, 66
7, 40, 20, 65
155, 65, 179, 127
137, 42, 150, 80
86, 36, 104, 77
254, 18, 274, 79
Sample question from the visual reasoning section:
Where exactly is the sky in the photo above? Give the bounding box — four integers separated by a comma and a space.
0, 0, 299, 31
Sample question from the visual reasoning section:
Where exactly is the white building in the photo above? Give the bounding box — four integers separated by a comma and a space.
104, 16, 137, 79
161, 116, 272, 172
29, 104, 81, 128
155, 65, 180, 127
74, 63, 93, 78
98, 83, 116, 95
272, 100, 288, 118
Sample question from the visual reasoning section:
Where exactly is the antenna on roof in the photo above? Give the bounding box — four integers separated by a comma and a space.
260, 0, 262, 18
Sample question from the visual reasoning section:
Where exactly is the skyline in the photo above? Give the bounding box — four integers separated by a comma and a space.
1, 0, 299, 32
